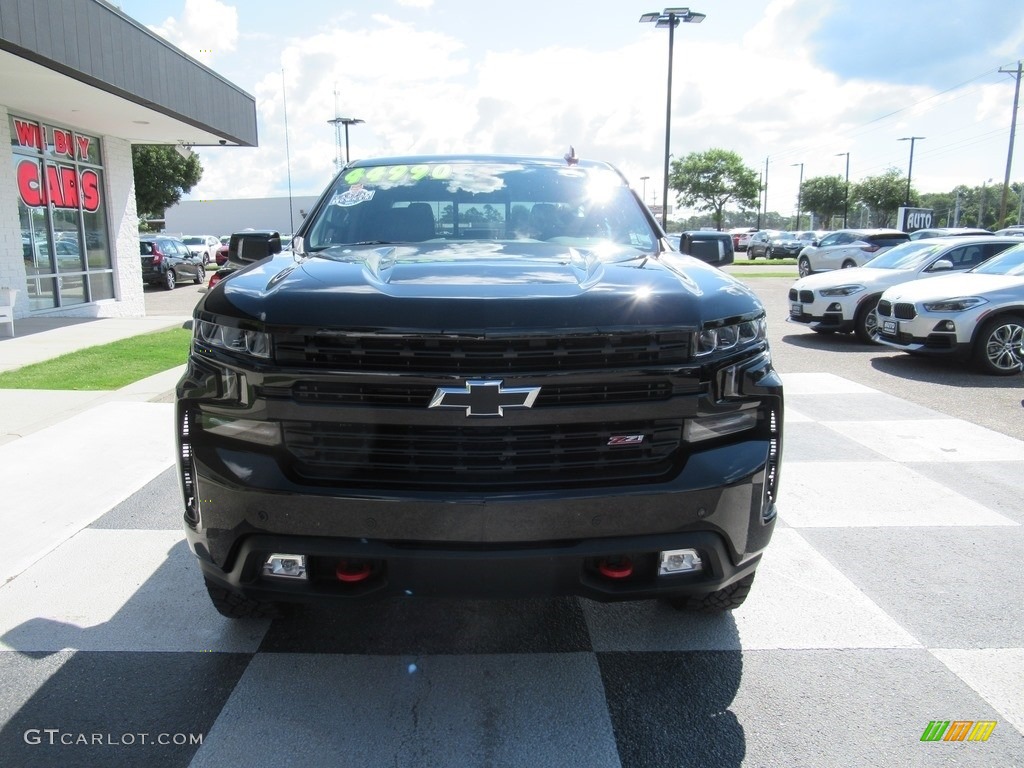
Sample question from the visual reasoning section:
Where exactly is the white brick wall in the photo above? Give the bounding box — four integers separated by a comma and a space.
0, 107, 29, 317
0, 110, 144, 319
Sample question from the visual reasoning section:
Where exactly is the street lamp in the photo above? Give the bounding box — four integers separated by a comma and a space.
640, 7, 706, 231
790, 162, 804, 230
835, 152, 850, 228
897, 136, 925, 205
328, 116, 364, 165
640, 175, 650, 204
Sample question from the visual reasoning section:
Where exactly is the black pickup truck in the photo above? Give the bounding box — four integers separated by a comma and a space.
176, 154, 783, 618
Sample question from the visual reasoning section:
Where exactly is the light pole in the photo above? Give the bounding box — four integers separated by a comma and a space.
790, 162, 803, 230
640, 7, 706, 231
328, 117, 364, 165
835, 152, 850, 228
979, 177, 993, 227
640, 175, 650, 205
898, 136, 925, 205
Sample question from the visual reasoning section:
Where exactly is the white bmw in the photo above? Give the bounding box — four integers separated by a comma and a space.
787, 236, 1019, 343
875, 242, 1024, 375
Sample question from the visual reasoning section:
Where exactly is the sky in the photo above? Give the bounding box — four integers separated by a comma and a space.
115, 0, 1024, 220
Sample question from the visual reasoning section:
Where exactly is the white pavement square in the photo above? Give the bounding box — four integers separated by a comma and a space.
0, 402, 175, 584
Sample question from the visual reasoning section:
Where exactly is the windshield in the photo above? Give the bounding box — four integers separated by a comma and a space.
863, 241, 941, 270
182, 237, 204, 245
773, 231, 796, 240
971, 243, 1024, 275
301, 161, 658, 255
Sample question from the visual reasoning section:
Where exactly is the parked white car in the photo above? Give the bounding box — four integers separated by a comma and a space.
797, 229, 909, 277
788, 236, 1021, 342
874, 242, 1024, 374
181, 235, 220, 264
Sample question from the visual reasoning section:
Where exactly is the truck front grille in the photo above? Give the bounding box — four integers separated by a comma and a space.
276, 379, 684, 407
281, 419, 683, 489
272, 330, 692, 373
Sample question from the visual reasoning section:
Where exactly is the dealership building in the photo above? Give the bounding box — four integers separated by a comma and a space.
0, 0, 256, 322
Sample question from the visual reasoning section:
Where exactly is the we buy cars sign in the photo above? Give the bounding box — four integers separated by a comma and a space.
12, 118, 100, 212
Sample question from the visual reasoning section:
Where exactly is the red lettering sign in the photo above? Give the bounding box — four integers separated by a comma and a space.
16, 159, 101, 212
76, 135, 91, 161
13, 119, 43, 151
53, 129, 74, 157
81, 169, 100, 212
17, 160, 44, 206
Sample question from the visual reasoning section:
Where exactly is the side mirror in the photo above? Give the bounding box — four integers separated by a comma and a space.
811, 239, 819, 247
229, 230, 282, 264
930, 259, 953, 272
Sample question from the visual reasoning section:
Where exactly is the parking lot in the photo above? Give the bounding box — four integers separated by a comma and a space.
0, 272, 1018, 767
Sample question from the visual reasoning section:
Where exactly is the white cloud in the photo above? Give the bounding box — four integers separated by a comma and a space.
180, 0, 1020, 220
149, 0, 238, 66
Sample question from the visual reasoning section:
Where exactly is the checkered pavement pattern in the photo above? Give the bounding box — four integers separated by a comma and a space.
0, 373, 1021, 767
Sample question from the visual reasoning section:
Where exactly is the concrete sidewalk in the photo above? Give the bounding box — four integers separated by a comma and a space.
0, 314, 191, 445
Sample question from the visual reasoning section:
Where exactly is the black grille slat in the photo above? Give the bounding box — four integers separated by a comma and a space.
281, 420, 682, 488
273, 331, 692, 372
276, 380, 679, 408
799, 290, 813, 303
877, 300, 916, 320
894, 303, 916, 320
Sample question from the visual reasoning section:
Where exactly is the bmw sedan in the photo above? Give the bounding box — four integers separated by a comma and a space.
874, 242, 1024, 374
788, 236, 1020, 342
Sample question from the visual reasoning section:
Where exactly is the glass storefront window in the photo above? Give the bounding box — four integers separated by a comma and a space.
10, 114, 113, 311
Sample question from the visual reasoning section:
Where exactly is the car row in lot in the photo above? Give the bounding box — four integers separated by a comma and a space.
787, 236, 1024, 373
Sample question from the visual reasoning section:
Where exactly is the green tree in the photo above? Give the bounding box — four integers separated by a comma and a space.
851, 168, 907, 227
668, 149, 759, 231
800, 175, 847, 228
131, 145, 203, 219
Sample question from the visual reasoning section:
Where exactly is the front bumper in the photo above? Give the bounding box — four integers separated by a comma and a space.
787, 295, 856, 333
177, 340, 782, 604
874, 315, 970, 357
184, 436, 777, 603
195, 528, 770, 604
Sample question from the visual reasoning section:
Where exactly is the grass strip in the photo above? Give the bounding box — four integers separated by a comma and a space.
0, 327, 191, 391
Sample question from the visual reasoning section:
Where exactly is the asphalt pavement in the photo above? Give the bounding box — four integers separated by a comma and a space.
0, 272, 1022, 766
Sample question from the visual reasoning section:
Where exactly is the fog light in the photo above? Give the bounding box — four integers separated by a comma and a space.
659, 549, 703, 575
263, 553, 307, 579
936, 320, 955, 332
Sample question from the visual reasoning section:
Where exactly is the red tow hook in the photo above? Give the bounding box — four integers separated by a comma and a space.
598, 557, 634, 579
335, 559, 372, 583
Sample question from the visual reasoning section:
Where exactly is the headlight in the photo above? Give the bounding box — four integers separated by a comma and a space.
696, 316, 767, 356
819, 284, 865, 297
922, 297, 988, 312
194, 319, 271, 358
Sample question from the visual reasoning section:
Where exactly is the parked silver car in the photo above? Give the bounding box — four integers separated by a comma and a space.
875, 242, 1024, 374
797, 229, 910, 277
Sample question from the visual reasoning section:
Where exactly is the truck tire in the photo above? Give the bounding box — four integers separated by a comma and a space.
205, 579, 286, 619
664, 572, 756, 613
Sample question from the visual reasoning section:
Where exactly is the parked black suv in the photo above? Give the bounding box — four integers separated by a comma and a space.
176, 155, 783, 618
140, 236, 206, 290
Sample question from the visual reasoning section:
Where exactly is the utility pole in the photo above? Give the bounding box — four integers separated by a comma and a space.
998, 61, 1022, 226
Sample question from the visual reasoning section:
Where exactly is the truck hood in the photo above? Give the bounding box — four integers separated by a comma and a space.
200, 241, 762, 330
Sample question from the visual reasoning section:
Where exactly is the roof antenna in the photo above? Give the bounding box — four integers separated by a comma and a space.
564, 146, 579, 166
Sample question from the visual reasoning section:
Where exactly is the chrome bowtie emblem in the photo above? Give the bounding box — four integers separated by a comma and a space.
429, 380, 541, 417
